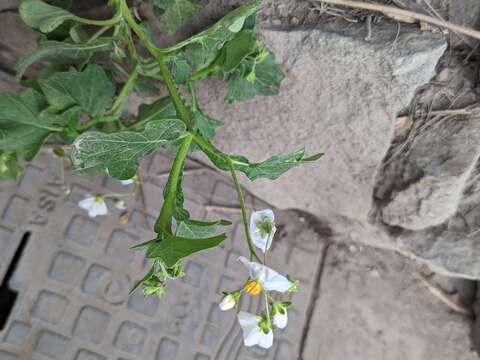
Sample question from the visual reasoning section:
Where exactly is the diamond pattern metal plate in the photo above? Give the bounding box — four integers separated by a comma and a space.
0, 150, 325, 360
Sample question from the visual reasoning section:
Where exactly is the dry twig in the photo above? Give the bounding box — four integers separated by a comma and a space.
317, 0, 480, 41
415, 272, 472, 316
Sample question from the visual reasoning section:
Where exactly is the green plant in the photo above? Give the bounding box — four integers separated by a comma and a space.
0, 0, 322, 348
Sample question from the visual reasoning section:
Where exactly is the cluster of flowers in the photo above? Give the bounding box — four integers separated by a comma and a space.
219, 210, 296, 349
77, 178, 135, 217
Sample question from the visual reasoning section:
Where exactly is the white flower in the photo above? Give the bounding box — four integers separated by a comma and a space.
219, 294, 236, 311
239, 257, 293, 293
273, 310, 288, 329
237, 311, 273, 349
78, 194, 108, 217
113, 198, 127, 210
249, 209, 276, 253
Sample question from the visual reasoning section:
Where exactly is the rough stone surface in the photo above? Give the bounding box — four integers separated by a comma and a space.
302, 243, 478, 360
370, 54, 480, 279
193, 25, 446, 253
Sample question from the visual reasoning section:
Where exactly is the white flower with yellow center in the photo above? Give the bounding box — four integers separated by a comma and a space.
239, 256, 293, 296
78, 194, 108, 218
249, 209, 276, 253
237, 311, 273, 349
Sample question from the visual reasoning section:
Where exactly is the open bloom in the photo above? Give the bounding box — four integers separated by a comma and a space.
239, 256, 293, 295
237, 311, 273, 349
78, 194, 108, 218
249, 209, 276, 253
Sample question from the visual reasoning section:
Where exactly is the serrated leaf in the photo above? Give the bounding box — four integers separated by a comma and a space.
153, 0, 201, 34
147, 233, 227, 267
176, 219, 232, 238
71, 119, 186, 179
15, 39, 113, 80
147, 0, 259, 74
20, 0, 76, 33
225, 50, 284, 102
235, 150, 323, 180
39, 64, 115, 116
0, 90, 60, 160
194, 135, 323, 180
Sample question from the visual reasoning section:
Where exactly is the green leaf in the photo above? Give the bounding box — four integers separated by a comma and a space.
176, 219, 232, 238
0, 153, 23, 181
193, 111, 223, 142
235, 150, 323, 180
71, 119, 186, 179
0, 90, 59, 160
129, 265, 155, 295
158, 0, 260, 73
15, 39, 113, 80
147, 233, 227, 267
20, 0, 76, 33
222, 31, 256, 73
39, 64, 115, 116
153, 0, 201, 34
138, 97, 176, 122
193, 134, 323, 180
171, 58, 192, 84
225, 49, 284, 102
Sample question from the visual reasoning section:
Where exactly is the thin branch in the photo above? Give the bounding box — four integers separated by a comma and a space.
415, 272, 472, 316
317, 0, 480, 41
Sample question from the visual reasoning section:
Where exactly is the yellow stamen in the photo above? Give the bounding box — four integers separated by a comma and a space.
244, 279, 262, 296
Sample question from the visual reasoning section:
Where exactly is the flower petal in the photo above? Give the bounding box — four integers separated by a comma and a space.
238, 257, 293, 293
256, 329, 274, 349
79, 196, 108, 217
249, 209, 276, 253
237, 311, 262, 346
88, 200, 108, 217
273, 310, 288, 329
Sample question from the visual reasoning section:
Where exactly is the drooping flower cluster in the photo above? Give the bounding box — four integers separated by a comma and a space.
219, 209, 297, 349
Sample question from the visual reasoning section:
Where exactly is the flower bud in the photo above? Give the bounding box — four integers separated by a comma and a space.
219, 294, 236, 311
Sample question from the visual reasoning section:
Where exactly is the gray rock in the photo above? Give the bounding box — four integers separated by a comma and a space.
194, 25, 446, 253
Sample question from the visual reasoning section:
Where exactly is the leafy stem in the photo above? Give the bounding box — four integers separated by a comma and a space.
119, 0, 193, 130
229, 162, 262, 263
154, 133, 193, 234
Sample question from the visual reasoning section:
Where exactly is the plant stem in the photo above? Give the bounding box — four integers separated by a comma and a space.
110, 67, 139, 117
119, 0, 193, 130
74, 12, 122, 27
154, 134, 193, 234
87, 25, 112, 43
77, 118, 102, 132
229, 163, 262, 263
